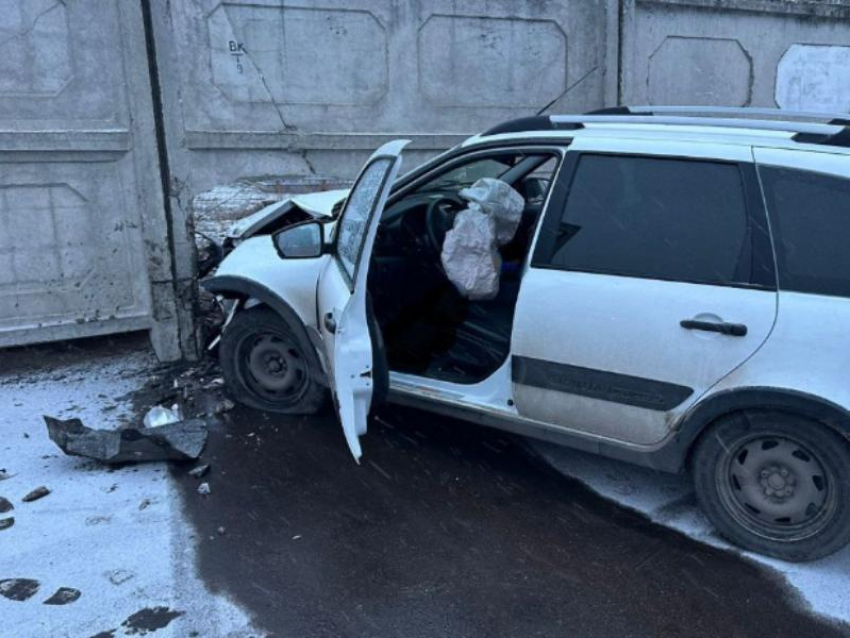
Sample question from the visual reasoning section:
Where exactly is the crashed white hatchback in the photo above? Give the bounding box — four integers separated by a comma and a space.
205, 110, 850, 562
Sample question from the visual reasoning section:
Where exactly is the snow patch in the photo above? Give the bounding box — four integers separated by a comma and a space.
0, 349, 256, 637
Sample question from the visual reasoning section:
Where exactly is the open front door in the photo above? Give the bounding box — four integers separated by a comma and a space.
317, 140, 408, 460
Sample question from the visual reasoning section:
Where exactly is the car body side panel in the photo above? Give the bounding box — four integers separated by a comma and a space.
512, 270, 778, 445
708, 147, 850, 426
703, 292, 850, 423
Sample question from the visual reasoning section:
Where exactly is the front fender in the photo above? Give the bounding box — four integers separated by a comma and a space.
206, 235, 327, 332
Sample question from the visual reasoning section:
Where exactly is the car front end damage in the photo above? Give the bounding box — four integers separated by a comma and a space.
198, 187, 347, 344
221, 188, 348, 255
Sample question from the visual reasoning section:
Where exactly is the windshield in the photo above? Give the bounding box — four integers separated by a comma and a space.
416, 157, 514, 192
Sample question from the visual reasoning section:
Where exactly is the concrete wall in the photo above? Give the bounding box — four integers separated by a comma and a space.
0, 0, 189, 361
150, 0, 613, 199
620, 0, 850, 109
3, 0, 850, 360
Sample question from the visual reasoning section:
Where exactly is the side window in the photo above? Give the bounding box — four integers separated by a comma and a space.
759, 166, 850, 297
538, 154, 752, 286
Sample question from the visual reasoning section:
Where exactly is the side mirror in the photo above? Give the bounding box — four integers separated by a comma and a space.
272, 221, 324, 259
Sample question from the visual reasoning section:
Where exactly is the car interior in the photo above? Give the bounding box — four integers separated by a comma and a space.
368, 151, 561, 384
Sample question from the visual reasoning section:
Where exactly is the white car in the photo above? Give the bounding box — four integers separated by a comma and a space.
205, 107, 850, 561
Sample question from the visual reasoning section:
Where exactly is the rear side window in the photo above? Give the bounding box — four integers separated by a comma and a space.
759, 166, 850, 298
537, 155, 752, 286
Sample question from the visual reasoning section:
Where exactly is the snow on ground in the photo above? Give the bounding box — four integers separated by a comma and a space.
0, 346, 256, 638
533, 442, 850, 625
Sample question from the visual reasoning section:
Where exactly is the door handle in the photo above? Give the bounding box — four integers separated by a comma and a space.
680, 319, 747, 337
323, 312, 337, 334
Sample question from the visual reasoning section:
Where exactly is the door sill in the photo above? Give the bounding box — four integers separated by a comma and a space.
387, 367, 685, 474
389, 358, 515, 415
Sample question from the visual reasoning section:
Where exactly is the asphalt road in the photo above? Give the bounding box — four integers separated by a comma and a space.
172, 404, 847, 638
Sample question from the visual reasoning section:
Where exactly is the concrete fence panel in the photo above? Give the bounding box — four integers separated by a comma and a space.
620, 0, 850, 109
0, 0, 186, 360
150, 0, 613, 199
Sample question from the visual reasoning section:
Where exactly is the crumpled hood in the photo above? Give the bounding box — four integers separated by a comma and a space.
227, 188, 349, 240
289, 188, 349, 217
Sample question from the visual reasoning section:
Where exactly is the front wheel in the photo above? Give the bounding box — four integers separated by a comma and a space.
693, 411, 850, 562
220, 306, 327, 414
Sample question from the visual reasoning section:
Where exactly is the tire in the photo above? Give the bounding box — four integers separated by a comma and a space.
220, 306, 327, 414
693, 410, 850, 561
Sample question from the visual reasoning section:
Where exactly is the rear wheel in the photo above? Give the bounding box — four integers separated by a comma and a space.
220, 306, 327, 414
693, 411, 850, 561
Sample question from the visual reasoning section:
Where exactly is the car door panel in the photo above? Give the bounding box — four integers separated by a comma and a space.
512, 139, 778, 446
317, 140, 409, 460
512, 270, 777, 444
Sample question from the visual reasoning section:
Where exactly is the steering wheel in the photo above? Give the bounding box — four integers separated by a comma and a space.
424, 194, 464, 254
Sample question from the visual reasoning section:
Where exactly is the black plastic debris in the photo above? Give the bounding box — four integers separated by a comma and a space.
121, 606, 185, 634
0, 578, 40, 602
0, 496, 12, 514
22, 486, 50, 503
44, 416, 208, 464
0, 517, 13, 531
43, 587, 81, 606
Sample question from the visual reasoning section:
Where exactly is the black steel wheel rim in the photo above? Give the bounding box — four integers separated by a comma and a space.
236, 332, 309, 404
715, 431, 836, 542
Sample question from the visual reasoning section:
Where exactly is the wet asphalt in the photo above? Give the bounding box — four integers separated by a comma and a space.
172, 404, 848, 638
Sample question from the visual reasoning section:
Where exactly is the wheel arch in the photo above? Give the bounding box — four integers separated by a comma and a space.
675, 387, 850, 473
202, 275, 325, 376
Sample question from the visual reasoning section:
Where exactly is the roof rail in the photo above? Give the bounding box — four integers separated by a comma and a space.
552, 114, 842, 137
587, 105, 850, 126
792, 129, 850, 147
482, 108, 850, 149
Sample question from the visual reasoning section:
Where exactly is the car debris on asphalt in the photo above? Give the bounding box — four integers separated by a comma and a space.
203, 377, 224, 390
197, 482, 211, 496
187, 464, 210, 478
214, 399, 235, 415
142, 404, 183, 428
44, 415, 208, 464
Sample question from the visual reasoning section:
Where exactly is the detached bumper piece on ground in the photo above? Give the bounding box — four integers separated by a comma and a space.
44, 416, 208, 463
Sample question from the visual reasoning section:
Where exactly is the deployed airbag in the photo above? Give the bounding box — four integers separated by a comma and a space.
441, 179, 524, 300
441, 208, 501, 300
458, 178, 524, 245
